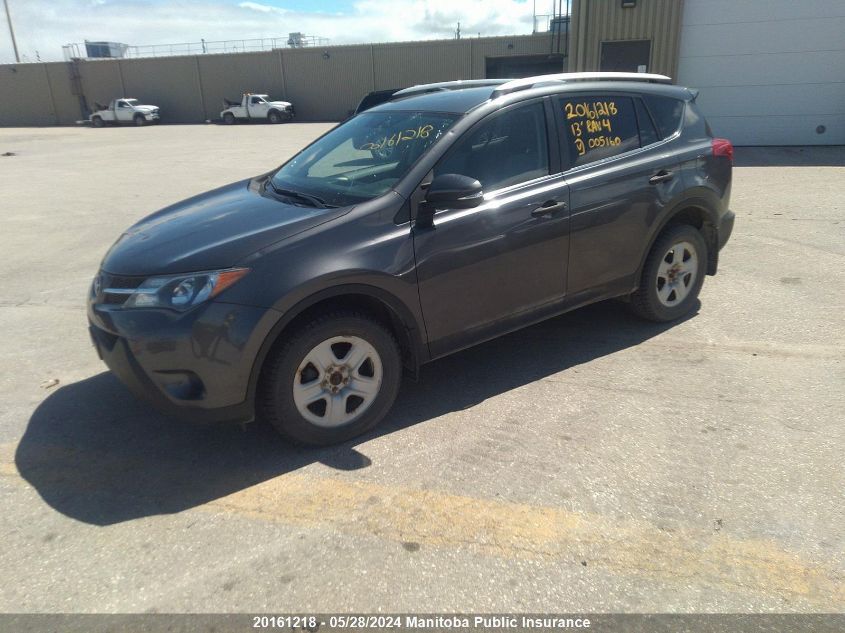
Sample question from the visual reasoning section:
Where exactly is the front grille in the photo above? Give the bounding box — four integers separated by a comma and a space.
97, 272, 144, 306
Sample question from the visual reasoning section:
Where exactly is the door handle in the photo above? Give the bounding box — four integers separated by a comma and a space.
531, 200, 567, 217
649, 170, 674, 185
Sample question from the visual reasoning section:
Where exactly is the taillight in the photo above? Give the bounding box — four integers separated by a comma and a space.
712, 138, 734, 163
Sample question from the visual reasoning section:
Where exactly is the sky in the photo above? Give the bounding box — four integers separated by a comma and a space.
0, 0, 557, 64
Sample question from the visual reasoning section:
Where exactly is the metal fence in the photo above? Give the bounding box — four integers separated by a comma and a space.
62, 35, 331, 61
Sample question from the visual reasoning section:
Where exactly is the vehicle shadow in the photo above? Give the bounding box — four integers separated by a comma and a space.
15, 301, 697, 526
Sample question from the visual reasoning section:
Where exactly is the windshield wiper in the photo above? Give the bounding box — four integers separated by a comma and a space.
267, 180, 333, 208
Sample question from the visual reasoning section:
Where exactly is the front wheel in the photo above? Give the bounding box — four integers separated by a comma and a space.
268, 110, 283, 124
630, 224, 707, 322
258, 311, 402, 445
133, 114, 145, 127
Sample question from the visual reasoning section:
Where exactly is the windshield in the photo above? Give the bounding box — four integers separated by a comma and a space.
124, 99, 138, 106
270, 110, 458, 208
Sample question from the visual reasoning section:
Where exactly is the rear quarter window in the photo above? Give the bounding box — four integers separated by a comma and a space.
560, 95, 640, 166
643, 95, 685, 139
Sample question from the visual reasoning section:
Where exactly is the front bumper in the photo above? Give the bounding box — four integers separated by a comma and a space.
88, 298, 280, 424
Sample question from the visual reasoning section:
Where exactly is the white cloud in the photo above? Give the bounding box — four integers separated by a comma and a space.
0, 0, 536, 64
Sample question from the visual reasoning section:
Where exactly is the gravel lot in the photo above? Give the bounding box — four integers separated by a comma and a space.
0, 125, 842, 613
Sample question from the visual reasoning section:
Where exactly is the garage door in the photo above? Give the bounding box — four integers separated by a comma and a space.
677, 0, 845, 145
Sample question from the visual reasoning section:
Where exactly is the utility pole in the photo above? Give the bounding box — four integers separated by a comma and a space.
3, 0, 20, 63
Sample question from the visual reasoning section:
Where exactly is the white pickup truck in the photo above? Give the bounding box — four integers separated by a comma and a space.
90, 99, 160, 127
220, 93, 295, 124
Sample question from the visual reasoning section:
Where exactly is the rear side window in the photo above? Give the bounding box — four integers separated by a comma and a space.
560, 96, 640, 166
634, 99, 660, 146
643, 95, 685, 139
435, 101, 549, 192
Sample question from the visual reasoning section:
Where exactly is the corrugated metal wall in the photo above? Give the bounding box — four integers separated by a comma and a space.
569, 0, 684, 79
0, 33, 558, 126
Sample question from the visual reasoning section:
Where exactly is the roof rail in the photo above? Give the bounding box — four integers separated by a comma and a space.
393, 79, 508, 98
490, 72, 672, 98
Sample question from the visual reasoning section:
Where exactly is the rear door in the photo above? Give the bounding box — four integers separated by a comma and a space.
413, 98, 571, 357
556, 92, 685, 296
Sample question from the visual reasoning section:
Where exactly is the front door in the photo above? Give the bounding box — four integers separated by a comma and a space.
115, 100, 133, 122
413, 99, 570, 357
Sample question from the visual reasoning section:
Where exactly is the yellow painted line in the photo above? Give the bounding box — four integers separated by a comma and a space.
208, 474, 845, 607
2, 440, 843, 607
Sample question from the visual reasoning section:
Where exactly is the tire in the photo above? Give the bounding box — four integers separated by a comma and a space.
630, 224, 707, 322
268, 110, 282, 124
258, 311, 402, 445
133, 114, 145, 127
91, 116, 104, 128
223, 112, 236, 125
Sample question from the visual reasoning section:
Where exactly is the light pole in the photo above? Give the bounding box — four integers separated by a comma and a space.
3, 0, 20, 63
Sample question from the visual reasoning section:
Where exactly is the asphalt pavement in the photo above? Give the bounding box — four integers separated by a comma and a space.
0, 125, 842, 613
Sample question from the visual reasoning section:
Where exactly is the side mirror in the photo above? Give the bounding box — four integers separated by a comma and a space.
416, 173, 483, 228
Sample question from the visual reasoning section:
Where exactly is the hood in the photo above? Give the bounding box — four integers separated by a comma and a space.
133, 105, 158, 111
268, 101, 291, 108
101, 179, 347, 276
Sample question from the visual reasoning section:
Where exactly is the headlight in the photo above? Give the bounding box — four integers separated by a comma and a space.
123, 268, 249, 311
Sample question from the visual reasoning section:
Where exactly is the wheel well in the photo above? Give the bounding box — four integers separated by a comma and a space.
256, 292, 420, 392
663, 205, 718, 275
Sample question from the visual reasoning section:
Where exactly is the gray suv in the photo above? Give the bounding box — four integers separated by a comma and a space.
88, 72, 734, 445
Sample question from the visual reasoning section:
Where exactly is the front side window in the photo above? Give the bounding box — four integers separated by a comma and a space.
560, 95, 640, 167
251, 96, 264, 104
435, 102, 549, 192
271, 110, 457, 208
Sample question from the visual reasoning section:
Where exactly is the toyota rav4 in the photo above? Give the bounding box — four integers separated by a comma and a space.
88, 72, 734, 445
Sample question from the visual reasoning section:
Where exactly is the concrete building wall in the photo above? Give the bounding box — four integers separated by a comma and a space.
373, 39, 471, 91
568, 0, 684, 78
0, 64, 59, 125
119, 56, 206, 123
470, 34, 562, 79
283, 44, 375, 120
77, 60, 125, 110
43, 63, 83, 125
677, 0, 845, 145
197, 51, 285, 121
0, 34, 555, 126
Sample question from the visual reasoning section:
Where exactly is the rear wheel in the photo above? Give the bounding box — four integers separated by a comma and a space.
258, 311, 402, 445
268, 110, 283, 124
630, 224, 707, 322
223, 112, 236, 125
91, 116, 104, 128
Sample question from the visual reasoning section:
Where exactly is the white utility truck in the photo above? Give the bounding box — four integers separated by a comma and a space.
90, 99, 160, 127
220, 93, 295, 124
